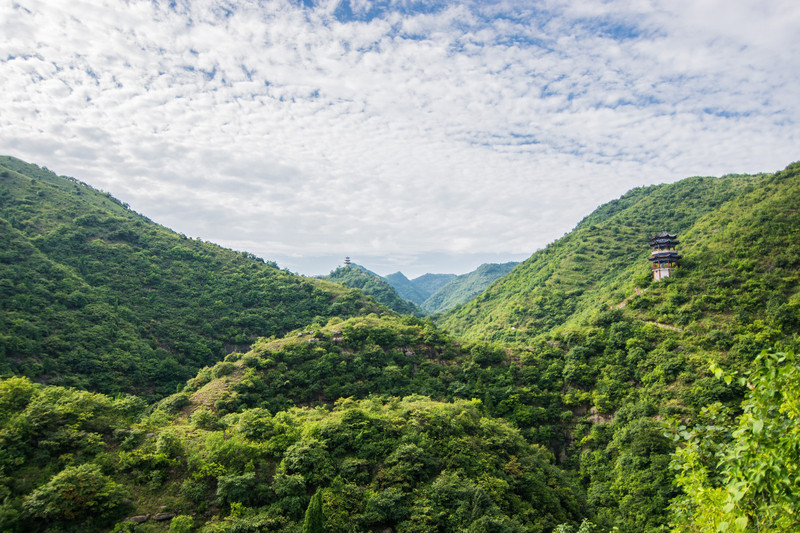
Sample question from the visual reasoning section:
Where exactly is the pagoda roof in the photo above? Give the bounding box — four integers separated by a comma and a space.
648, 252, 682, 262
649, 236, 680, 246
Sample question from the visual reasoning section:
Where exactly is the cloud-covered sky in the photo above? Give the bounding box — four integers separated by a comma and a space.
2, 0, 798, 277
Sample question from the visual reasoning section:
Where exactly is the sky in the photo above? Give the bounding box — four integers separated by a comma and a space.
1, 0, 798, 278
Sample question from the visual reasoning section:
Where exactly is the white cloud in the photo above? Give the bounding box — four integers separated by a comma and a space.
1, 0, 797, 276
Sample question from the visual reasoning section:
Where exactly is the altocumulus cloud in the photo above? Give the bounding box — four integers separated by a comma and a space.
1, 0, 798, 276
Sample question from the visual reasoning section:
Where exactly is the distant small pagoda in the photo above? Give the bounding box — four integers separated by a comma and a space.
344, 256, 351, 266
648, 232, 682, 281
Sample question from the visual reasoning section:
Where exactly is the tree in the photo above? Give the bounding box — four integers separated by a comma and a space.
302, 489, 324, 533
670, 352, 800, 532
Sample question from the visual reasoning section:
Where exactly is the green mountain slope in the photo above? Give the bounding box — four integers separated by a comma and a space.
439, 167, 785, 341
384, 271, 457, 305
422, 261, 518, 314
383, 271, 426, 304
413, 272, 458, 296
0, 156, 378, 398
435, 162, 800, 530
322, 265, 423, 316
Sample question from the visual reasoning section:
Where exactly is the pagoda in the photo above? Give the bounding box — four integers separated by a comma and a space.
648, 232, 682, 281
344, 256, 351, 266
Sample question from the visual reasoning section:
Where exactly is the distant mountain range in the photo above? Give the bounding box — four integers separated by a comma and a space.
381, 264, 519, 314
324, 262, 519, 316
417, 262, 519, 314
383, 271, 455, 305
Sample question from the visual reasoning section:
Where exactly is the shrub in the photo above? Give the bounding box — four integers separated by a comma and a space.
157, 393, 191, 415
191, 408, 219, 430
22, 463, 128, 523
169, 515, 195, 533
213, 362, 236, 378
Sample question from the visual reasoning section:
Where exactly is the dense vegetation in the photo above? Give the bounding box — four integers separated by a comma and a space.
1, 156, 799, 532
0, 373, 584, 532
439, 169, 784, 340
669, 351, 800, 532
436, 162, 800, 531
321, 266, 422, 316
0, 157, 379, 398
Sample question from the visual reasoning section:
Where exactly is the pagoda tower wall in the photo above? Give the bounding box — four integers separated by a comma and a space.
647, 232, 681, 281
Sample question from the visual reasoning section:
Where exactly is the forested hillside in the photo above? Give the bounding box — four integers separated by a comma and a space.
0, 157, 378, 398
321, 265, 422, 316
437, 162, 800, 531
0, 369, 584, 533
440, 166, 799, 342
1, 157, 799, 532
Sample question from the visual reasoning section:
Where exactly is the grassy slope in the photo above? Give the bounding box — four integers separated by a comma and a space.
0, 156, 378, 398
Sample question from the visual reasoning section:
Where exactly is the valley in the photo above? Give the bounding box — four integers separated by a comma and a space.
1, 157, 799, 532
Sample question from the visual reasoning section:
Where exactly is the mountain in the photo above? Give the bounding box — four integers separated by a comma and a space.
2, 156, 800, 533
384, 271, 457, 305
421, 261, 518, 314
381, 263, 518, 315
0, 156, 379, 398
383, 271, 427, 304
439, 167, 798, 341
383, 264, 518, 314
408, 272, 458, 300
437, 161, 800, 530
322, 264, 423, 316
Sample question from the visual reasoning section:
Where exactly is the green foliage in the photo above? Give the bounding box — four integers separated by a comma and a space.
169, 515, 195, 533
431, 163, 800, 530
0, 156, 379, 399
190, 408, 219, 430
441, 165, 800, 345
22, 463, 127, 526
157, 393, 191, 414
2, 155, 800, 533
670, 352, 800, 532
301, 490, 324, 533
1, 391, 585, 532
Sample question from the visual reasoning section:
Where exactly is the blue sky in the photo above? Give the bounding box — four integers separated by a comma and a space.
1, 0, 798, 277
